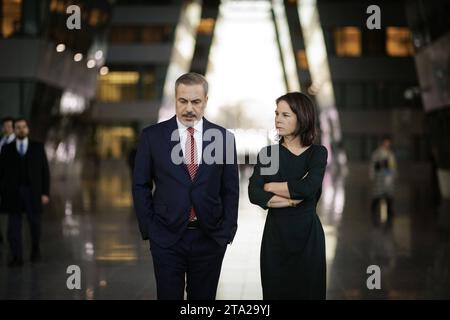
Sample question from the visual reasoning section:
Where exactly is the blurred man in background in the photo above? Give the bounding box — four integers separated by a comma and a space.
0, 117, 15, 153
0, 117, 16, 245
0, 118, 50, 267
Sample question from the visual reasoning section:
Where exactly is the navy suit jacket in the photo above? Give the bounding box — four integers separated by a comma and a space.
0, 140, 50, 214
132, 116, 239, 248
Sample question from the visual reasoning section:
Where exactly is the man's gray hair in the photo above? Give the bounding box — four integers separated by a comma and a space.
175, 72, 208, 96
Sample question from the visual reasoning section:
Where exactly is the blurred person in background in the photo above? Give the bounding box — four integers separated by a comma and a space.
369, 137, 397, 228
0, 118, 50, 267
0, 116, 16, 245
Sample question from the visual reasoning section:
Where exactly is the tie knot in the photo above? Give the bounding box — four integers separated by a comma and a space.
187, 127, 195, 136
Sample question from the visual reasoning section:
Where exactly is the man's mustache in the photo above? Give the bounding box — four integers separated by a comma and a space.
183, 112, 196, 117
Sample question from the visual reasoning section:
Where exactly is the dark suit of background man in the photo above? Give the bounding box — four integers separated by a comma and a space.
0, 117, 16, 244
0, 118, 50, 267
0, 117, 15, 153
133, 73, 239, 300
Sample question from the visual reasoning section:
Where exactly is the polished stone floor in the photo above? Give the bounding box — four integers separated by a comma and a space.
0, 159, 449, 300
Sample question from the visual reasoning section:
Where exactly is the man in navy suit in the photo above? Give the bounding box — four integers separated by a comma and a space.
132, 73, 239, 300
0, 118, 50, 267
0, 117, 15, 153
0, 116, 16, 244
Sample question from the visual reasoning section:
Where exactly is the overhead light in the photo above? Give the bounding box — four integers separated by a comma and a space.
99, 66, 109, 75
56, 43, 66, 52
95, 50, 103, 60
60, 90, 86, 114
74, 53, 83, 62
87, 59, 96, 68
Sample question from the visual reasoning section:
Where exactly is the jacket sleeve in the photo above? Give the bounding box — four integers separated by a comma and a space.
220, 131, 240, 244
132, 129, 155, 240
287, 145, 328, 200
248, 150, 274, 210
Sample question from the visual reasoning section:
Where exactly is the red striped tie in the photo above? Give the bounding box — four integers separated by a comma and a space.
186, 127, 198, 221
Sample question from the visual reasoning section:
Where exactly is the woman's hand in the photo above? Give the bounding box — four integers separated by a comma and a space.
264, 182, 290, 198
267, 195, 303, 208
263, 182, 274, 192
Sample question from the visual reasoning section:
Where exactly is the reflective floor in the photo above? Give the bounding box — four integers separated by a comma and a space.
1, 159, 449, 299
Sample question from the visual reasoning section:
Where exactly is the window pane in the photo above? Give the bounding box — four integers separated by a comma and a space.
386, 27, 414, 57
296, 49, 309, 70
141, 26, 172, 43
109, 25, 172, 44
141, 72, 156, 100
96, 71, 139, 102
334, 27, 361, 57
197, 18, 215, 35
2, 0, 22, 38
109, 26, 139, 43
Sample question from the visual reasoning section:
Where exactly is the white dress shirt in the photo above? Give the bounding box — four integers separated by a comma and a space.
0, 133, 15, 153
16, 137, 29, 155
176, 117, 203, 164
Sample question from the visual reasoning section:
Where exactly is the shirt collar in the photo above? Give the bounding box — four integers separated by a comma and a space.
3, 133, 15, 143
16, 137, 29, 146
176, 117, 203, 134
7, 133, 15, 143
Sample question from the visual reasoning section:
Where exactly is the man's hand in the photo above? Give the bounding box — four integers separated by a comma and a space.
41, 195, 50, 205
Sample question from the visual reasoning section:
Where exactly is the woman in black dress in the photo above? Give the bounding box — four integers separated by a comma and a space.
248, 92, 328, 300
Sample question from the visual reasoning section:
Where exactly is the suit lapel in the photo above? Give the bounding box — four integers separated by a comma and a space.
9, 140, 29, 170
166, 116, 217, 185
11, 140, 21, 159
165, 116, 191, 184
